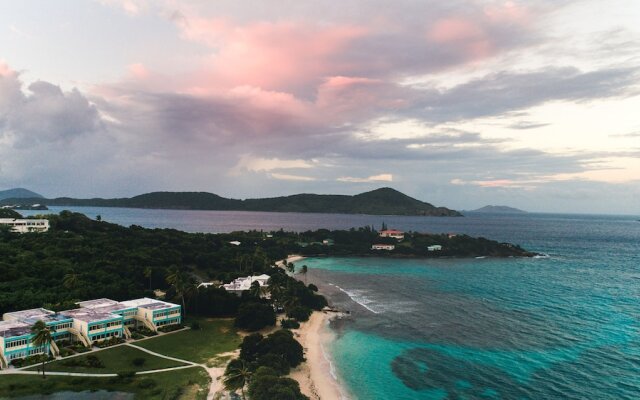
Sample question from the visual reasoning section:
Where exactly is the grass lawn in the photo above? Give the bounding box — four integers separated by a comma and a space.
136, 318, 241, 364
0, 367, 210, 399
25, 345, 186, 374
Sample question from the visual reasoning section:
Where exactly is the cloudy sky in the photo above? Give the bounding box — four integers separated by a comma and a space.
1, 0, 639, 214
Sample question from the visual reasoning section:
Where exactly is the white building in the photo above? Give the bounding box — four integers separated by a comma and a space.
0, 297, 181, 369
372, 244, 395, 251
221, 274, 270, 295
0, 219, 49, 233
379, 230, 405, 240
427, 245, 443, 251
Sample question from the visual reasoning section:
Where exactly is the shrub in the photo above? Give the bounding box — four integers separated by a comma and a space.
86, 355, 104, 368
132, 357, 146, 367
190, 321, 201, 330
158, 324, 183, 333
281, 319, 300, 329
137, 378, 157, 389
117, 371, 136, 380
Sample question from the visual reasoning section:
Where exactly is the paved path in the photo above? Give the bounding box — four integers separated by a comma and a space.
125, 343, 198, 366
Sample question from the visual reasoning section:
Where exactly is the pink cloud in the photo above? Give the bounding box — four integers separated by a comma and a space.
427, 17, 494, 59
178, 18, 367, 92
0, 61, 15, 77
483, 2, 531, 25
128, 63, 149, 79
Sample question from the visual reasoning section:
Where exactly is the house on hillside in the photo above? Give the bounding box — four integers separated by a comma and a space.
427, 245, 442, 251
379, 229, 404, 240
371, 244, 395, 251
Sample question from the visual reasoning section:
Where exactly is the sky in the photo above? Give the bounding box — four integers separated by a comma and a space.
0, 0, 639, 214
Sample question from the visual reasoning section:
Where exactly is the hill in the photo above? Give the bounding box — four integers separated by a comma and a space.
0, 187, 462, 216
469, 205, 527, 214
0, 209, 22, 218
0, 188, 43, 200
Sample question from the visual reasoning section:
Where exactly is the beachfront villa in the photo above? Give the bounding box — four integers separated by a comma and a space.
428, 245, 443, 251
0, 297, 181, 368
372, 244, 395, 251
0, 218, 49, 233
379, 229, 405, 240
222, 274, 270, 295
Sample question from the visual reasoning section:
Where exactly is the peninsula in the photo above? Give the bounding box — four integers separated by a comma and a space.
468, 205, 527, 214
0, 187, 462, 217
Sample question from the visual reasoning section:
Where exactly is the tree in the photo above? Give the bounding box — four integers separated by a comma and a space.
248, 367, 308, 400
31, 320, 55, 379
299, 265, 308, 285
62, 272, 79, 290
249, 281, 262, 299
224, 359, 252, 400
267, 278, 285, 310
285, 262, 295, 274
235, 302, 276, 331
143, 266, 153, 290
166, 267, 196, 318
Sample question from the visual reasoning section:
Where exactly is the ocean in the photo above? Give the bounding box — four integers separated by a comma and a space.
21, 206, 640, 399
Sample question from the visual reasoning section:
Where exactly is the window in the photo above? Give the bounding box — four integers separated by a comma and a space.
6, 339, 28, 348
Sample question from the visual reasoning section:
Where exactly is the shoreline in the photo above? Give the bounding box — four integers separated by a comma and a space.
290, 310, 347, 400
284, 254, 348, 399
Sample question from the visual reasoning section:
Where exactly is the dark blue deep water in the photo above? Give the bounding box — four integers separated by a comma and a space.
23, 206, 640, 399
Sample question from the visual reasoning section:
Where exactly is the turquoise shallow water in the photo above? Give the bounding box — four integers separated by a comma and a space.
300, 218, 639, 399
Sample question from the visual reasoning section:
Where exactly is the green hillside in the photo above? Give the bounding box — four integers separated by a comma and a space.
0, 187, 462, 216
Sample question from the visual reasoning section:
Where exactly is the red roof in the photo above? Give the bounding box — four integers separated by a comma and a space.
380, 229, 403, 234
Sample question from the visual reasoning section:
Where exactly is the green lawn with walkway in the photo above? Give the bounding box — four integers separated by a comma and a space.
0, 367, 210, 399
25, 345, 187, 374
136, 318, 241, 364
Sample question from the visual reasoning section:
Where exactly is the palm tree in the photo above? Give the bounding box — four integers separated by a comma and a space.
62, 272, 79, 290
31, 320, 55, 379
223, 359, 251, 400
299, 265, 308, 285
249, 281, 262, 299
267, 281, 284, 309
143, 267, 153, 290
166, 267, 196, 318
286, 262, 295, 274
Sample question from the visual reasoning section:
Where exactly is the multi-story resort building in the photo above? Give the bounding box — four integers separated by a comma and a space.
0, 297, 181, 369
0, 218, 49, 233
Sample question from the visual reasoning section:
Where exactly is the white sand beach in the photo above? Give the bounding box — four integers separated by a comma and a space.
290, 311, 346, 400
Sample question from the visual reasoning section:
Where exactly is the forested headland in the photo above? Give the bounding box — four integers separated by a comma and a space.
0, 211, 535, 316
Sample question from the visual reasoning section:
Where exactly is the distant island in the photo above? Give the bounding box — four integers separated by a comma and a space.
468, 205, 527, 214
0, 187, 462, 217
0, 188, 43, 200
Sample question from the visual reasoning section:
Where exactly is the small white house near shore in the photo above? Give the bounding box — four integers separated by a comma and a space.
372, 244, 395, 251
427, 245, 443, 251
0, 219, 49, 233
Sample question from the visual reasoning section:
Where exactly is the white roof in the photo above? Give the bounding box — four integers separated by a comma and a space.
77, 298, 119, 309
120, 297, 179, 310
